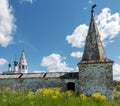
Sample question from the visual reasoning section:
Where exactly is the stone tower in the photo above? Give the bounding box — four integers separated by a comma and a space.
19, 50, 28, 73
78, 5, 114, 100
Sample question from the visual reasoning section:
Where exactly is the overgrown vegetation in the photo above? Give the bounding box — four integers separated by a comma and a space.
112, 80, 120, 105
114, 80, 120, 91
0, 80, 120, 106
0, 87, 112, 106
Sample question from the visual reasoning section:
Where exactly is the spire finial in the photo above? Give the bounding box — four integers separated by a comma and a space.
22, 47, 24, 52
91, 4, 96, 13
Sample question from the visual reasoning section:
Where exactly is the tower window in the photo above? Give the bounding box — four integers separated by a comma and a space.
22, 65, 24, 69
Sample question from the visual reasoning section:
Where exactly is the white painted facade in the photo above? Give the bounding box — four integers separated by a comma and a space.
19, 50, 28, 73
6, 50, 28, 74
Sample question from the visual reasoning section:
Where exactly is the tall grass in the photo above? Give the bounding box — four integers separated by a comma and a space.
0, 87, 119, 106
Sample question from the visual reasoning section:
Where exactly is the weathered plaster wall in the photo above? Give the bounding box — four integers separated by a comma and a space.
78, 62, 113, 100
0, 78, 79, 93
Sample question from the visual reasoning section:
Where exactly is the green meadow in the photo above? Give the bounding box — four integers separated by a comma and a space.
0, 85, 120, 106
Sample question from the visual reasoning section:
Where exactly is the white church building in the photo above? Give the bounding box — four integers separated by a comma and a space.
4, 50, 28, 74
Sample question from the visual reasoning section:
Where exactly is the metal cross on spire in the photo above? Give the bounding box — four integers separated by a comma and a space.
91, 4, 96, 13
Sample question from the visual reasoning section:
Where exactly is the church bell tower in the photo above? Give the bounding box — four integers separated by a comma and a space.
19, 50, 28, 73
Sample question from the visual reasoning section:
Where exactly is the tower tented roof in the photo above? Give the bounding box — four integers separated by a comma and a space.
19, 50, 27, 65
80, 8, 113, 64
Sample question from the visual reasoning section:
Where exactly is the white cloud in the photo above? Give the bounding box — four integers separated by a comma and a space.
0, 0, 16, 47
83, 7, 88, 10
113, 64, 120, 80
66, 24, 88, 48
33, 70, 46, 73
0, 58, 8, 67
96, 8, 120, 43
41, 53, 74, 72
88, 0, 93, 4
71, 51, 83, 58
19, 0, 36, 3
118, 56, 120, 60
66, 8, 120, 48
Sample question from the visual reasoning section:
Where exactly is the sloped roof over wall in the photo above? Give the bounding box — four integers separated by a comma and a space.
21, 73, 44, 78
45, 72, 66, 78
0, 72, 79, 79
0, 74, 21, 79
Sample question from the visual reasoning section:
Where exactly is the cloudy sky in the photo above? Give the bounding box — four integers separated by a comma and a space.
0, 0, 120, 80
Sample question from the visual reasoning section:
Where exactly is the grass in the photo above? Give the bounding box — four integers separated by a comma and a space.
0, 87, 118, 106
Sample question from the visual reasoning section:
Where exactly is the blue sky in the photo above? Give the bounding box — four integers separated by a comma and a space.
0, 0, 120, 80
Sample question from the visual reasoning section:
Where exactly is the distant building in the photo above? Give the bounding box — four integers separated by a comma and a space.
19, 50, 28, 73
4, 50, 28, 74
0, 5, 114, 100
